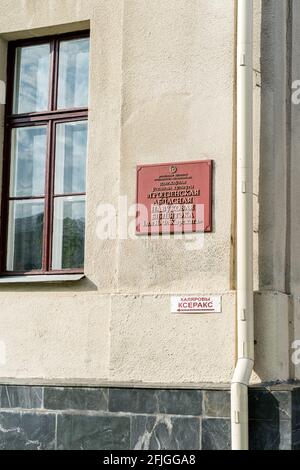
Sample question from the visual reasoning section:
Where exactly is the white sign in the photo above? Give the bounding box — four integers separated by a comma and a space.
171, 295, 222, 314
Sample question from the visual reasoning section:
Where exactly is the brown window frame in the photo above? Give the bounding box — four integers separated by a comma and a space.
0, 30, 90, 276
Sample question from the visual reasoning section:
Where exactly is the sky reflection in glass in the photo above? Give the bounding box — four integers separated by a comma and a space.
57, 38, 90, 109
13, 44, 50, 114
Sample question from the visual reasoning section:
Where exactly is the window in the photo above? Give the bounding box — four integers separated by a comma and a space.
0, 32, 90, 275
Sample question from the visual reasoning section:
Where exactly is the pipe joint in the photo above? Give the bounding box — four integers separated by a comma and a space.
232, 358, 254, 387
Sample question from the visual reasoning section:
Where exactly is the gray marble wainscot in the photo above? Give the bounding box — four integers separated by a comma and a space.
131, 415, 200, 450
0, 412, 55, 450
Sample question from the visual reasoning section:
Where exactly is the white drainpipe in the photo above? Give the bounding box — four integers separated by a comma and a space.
231, 0, 254, 450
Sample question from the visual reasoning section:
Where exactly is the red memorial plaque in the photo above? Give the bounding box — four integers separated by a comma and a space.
136, 160, 212, 234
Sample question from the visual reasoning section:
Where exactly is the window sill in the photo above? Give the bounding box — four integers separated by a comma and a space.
0, 274, 85, 284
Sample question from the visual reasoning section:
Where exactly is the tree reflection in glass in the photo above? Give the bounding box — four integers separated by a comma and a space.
52, 196, 85, 270
7, 200, 44, 271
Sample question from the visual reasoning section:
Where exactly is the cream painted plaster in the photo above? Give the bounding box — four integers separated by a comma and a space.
110, 293, 236, 384
0, 0, 292, 386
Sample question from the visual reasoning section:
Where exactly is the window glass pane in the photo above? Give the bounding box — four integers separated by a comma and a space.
55, 121, 87, 194
6, 200, 44, 272
52, 196, 85, 270
57, 38, 90, 109
13, 44, 50, 114
10, 126, 47, 197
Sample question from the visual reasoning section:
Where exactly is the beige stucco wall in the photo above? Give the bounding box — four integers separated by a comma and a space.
0, 0, 292, 386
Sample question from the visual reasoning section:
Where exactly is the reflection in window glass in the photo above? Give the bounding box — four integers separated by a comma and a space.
57, 38, 90, 109
10, 126, 47, 197
52, 196, 85, 270
55, 121, 87, 194
13, 44, 50, 114
6, 200, 44, 271
5, 33, 89, 274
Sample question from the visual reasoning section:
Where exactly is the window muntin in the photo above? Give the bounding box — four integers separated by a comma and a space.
1, 32, 89, 275
52, 195, 85, 270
